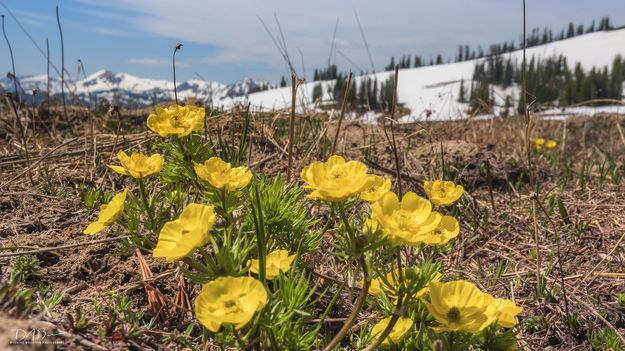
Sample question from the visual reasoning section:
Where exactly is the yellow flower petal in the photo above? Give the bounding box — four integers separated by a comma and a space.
108, 151, 164, 179
424, 180, 464, 206
153, 203, 216, 262
371, 316, 413, 346
420, 215, 460, 245
83, 189, 127, 235
83, 221, 105, 236
424, 280, 497, 333
147, 104, 206, 138
300, 155, 373, 202
194, 157, 253, 191
248, 250, 296, 279
194, 276, 268, 332
371, 191, 441, 246
494, 298, 523, 328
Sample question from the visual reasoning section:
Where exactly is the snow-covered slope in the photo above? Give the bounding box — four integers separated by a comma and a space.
2, 29, 623, 117
224, 28, 625, 121
0, 70, 273, 108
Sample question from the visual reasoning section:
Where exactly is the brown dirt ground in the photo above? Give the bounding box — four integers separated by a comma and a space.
1, 109, 625, 350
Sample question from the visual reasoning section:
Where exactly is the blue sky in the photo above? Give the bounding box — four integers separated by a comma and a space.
1, 0, 624, 84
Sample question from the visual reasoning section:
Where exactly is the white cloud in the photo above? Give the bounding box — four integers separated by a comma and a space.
128, 57, 191, 68
76, 0, 625, 79
128, 57, 166, 65
92, 26, 132, 37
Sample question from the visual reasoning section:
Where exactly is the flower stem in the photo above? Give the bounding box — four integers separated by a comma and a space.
322, 256, 369, 351
138, 178, 155, 227
251, 184, 267, 283
337, 203, 355, 239
363, 248, 405, 351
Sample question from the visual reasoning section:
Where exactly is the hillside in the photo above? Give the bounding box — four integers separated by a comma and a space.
225, 28, 625, 121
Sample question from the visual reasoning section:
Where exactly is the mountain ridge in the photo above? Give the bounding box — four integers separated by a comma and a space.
0, 69, 274, 108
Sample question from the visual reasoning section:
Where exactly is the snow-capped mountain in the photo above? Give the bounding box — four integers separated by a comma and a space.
0, 69, 274, 108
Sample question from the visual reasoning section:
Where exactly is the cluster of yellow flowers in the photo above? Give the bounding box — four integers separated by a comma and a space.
83, 105, 298, 333
301, 155, 522, 345
370, 280, 522, 345
301, 156, 462, 247
530, 137, 557, 151
83, 104, 523, 347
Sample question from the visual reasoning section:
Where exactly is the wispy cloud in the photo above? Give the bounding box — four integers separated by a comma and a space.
70, 0, 526, 77
128, 57, 166, 66
128, 57, 190, 68
92, 26, 133, 37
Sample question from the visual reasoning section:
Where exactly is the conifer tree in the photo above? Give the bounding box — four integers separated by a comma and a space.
587, 20, 595, 33
566, 22, 575, 38
312, 83, 323, 102
458, 79, 466, 103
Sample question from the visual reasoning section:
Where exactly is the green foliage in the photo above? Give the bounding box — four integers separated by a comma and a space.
616, 294, 625, 309
591, 328, 625, 351
40, 167, 71, 197
157, 134, 213, 185
0, 279, 37, 318
261, 272, 321, 350
521, 316, 547, 333
246, 176, 320, 254
10, 255, 40, 282
40, 288, 64, 312
480, 327, 519, 351
79, 185, 112, 209
103, 292, 147, 340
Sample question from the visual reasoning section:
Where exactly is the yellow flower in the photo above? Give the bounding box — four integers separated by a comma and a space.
530, 138, 545, 146
108, 150, 164, 179
371, 192, 441, 246
194, 276, 268, 332
248, 250, 296, 279
147, 104, 205, 138
194, 157, 253, 191
420, 215, 460, 246
423, 280, 497, 333
83, 189, 127, 235
153, 203, 216, 262
360, 175, 392, 203
300, 155, 375, 202
371, 316, 413, 346
423, 180, 464, 206
490, 297, 523, 328
545, 140, 557, 149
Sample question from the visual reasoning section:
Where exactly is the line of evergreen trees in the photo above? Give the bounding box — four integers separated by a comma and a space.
312, 74, 397, 112
467, 54, 625, 113
385, 16, 616, 71
297, 15, 623, 115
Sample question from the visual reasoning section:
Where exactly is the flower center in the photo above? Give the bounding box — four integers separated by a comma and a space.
436, 186, 448, 197
329, 169, 346, 181
223, 300, 237, 308
447, 307, 461, 323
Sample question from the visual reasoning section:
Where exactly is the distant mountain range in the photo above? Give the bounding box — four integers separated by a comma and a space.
0, 69, 274, 108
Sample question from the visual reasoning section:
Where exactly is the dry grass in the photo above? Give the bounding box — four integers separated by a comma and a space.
1, 107, 625, 349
